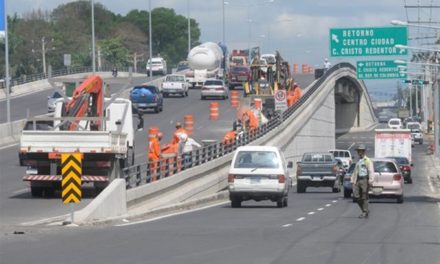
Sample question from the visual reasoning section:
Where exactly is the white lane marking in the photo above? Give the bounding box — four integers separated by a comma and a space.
282, 223, 293, 227
427, 174, 435, 193
12, 188, 29, 195
332, 200, 337, 203
307, 212, 315, 215
296, 217, 305, 221
116, 200, 229, 227
317, 208, 324, 211
348, 142, 355, 150
0, 142, 19, 150
325, 204, 331, 207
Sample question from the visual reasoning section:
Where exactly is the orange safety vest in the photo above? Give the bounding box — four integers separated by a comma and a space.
245, 111, 259, 129
222, 130, 237, 144
148, 138, 161, 160
171, 128, 188, 145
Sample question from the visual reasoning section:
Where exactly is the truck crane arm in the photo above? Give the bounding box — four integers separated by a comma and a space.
62, 75, 104, 130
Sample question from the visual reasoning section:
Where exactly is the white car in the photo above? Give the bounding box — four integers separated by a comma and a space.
201, 79, 229, 100
161, 74, 189, 97
388, 118, 402, 129
146, 57, 167, 76
228, 146, 293, 208
407, 122, 423, 144
328, 149, 352, 169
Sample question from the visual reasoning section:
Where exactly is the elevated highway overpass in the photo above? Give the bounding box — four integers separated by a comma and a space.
0, 63, 377, 228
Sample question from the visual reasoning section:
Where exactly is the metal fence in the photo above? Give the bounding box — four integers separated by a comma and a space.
0, 65, 149, 89
122, 63, 356, 189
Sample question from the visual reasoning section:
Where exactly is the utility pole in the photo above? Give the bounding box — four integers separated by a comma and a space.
41, 37, 46, 75
91, 0, 96, 73
409, 84, 413, 116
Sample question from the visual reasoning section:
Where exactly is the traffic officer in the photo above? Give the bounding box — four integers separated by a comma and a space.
170, 122, 188, 145
350, 144, 375, 218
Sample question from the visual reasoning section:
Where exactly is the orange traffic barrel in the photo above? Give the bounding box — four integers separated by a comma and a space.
253, 98, 262, 110
230, 90, 239, 108
293, 64, 299, 73
184, 115, 194, 134
307, 65, 313, 74
148, 127, 159, 139
302, 64, 307, 74
210, 102, 219, 120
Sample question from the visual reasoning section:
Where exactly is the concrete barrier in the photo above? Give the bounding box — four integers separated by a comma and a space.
0, 119, 26, 146
74, 179, 127, 224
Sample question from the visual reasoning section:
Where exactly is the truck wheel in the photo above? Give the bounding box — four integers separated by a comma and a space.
283, 196, 288, 207
407, 177, 413, 184
277, 198, 284, 208
163, 93, 168, 98
154, 106, 160, 113
231, 200, 241, 208
419, 140, 423, 145
31, 186, 44, 197
124, 146, 135, 168
397, 195, 404, 203
297, 182, 306, 193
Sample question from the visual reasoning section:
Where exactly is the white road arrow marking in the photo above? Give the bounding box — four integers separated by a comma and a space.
332, 34, 339, 43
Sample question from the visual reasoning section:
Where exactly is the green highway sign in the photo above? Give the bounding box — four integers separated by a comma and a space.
356, 60, 407, 80
330, 27, 408, 57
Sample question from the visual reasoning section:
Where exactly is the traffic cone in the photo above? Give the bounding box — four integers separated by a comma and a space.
230, 90, 240, 108
210, 102, 219, 120
184, 115, 194, 134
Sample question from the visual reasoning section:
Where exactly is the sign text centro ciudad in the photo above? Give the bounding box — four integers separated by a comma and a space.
330, 27, 408, 57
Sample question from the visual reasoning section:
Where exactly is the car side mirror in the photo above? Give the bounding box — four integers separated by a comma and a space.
411, 163, 413, 167
287, 161, 293, 168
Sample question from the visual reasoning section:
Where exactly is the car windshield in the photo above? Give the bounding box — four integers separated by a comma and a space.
232, 67, 248, 73
262, 56, 276, 64
204, 80, 223, 86
166, 75, 184, 82
407, 124, 420, 130
390, 120, 400, 125
330, 151, 350, 158
374, 161, 398, 173
386, 157, 409, 165
234, 151, 279, 169
303, 153, 333, 162
52, 91, 63, 98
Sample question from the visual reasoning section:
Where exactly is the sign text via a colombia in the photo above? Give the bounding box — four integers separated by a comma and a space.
329, 27, 408, 57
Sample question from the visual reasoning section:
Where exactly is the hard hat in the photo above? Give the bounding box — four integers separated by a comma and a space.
175, 122, 182, 128
180, 133, 188, 141
356, 144, 367, 151
157, 132, 163, 139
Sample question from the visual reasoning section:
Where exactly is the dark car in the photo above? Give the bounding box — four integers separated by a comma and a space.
228, 66, 251, 89
386, 156, 413, 183
129, 85, 163, 113
343, 163, 356, 198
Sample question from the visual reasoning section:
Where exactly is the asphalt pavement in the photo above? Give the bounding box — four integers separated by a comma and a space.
0, 74, 315, 232
1, 127, 438, 264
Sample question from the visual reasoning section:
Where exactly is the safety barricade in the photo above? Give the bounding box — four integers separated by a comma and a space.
230, 91, 240, 108
184, 115, 194, 134
293, 64, 299, 74
209, 102, 219, 120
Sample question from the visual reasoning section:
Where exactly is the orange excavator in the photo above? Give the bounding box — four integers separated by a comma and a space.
61, 75, 104, 131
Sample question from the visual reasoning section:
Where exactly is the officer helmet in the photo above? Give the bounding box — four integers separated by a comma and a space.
356, 144, 367, 151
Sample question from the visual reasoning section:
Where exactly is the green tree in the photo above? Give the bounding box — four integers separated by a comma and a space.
99, 38, 129, 67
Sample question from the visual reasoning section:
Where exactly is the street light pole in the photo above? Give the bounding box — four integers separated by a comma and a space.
148, 0, 153, 78
4, 0, 11, 124
435, 78, 440, 156
222, 0, 225, 45
187, 0, 191, 54
41, 37, 47, 75
91, 0, 96, 73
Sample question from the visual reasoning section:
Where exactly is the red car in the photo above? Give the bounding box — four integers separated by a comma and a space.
228, 66, 251, 89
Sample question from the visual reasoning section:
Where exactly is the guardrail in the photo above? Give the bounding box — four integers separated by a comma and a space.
122, 62, 356, 189
0, 65, 149, 89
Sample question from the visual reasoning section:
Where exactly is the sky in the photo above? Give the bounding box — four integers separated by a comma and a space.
5, 0, 440, 100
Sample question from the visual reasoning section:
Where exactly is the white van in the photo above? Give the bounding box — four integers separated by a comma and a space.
228, 146, 293, 208
388, 118, 402, 129
146, 57, 167, 76
328, 149, 352, 169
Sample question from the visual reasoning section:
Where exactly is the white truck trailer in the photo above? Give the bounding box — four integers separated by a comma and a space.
374, 129, 412, 163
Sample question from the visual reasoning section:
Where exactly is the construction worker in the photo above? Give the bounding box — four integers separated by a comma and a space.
243, 109, 259, 133
181, 134, 201, 169
222, 120, 243, 145
148, 132, 163, 182
350, 144, 375, 218
293, 82, 302, 104
287, 86, 296, 107
171, 122, 188, 145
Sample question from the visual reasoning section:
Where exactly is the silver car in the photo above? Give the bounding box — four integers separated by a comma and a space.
201, 79, 229, 100
47, 91, 64, 112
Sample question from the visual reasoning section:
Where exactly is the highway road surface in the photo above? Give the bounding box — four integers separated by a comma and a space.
0, 74, 315, 232
1, 128, 438, 264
